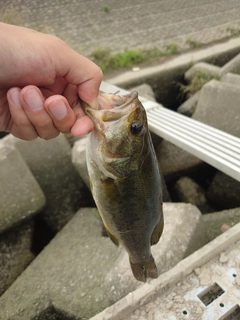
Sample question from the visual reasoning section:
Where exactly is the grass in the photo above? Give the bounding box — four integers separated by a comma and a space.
179, 71, 220, 97
226, 26, 240, 36
102, 5, 110, 13
186, 38, 203, 49
91, 43, 179, 73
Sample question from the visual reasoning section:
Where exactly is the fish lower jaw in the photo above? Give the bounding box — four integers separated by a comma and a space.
129, 256, 158, 282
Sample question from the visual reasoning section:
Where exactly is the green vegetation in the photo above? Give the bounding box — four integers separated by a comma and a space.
226, 26, 240, 36
186, 38, 203, 49
102, 5, 110, 13
180, 71, 220, 97
91, 44, 180, 73
166, 42, 179, 55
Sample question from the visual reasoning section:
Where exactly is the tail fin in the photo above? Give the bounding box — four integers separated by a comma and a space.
130, 256, 158, 282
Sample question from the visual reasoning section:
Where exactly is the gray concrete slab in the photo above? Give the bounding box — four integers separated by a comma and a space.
0, 141, 45, 233
192, 80, 240, 138
5, 134, 94, 232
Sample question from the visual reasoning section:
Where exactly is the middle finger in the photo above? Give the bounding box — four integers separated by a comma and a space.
20, 85, 59, 140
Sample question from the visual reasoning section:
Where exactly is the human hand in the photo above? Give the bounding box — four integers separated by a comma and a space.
0, 23, 103, 140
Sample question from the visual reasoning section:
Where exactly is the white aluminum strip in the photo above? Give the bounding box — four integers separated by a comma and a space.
148, 109, 240, 156
100, 81, 240, 181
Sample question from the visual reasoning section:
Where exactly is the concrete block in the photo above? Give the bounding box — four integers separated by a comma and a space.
207, 171, 240, 210
156, 140, 204, 182
0, 142, 45, 233
192, 80, 240, 138
177, 90, 200, 117
221, 52, 240, 76
130, 83, 156, 101
220, 72, 240, 87
184, 62, 221, 83
172, 176, 213, 213
0, 220, 34, 296
203, 207, 240, 241
5, 134, 94, 231
0, 203, 208, 319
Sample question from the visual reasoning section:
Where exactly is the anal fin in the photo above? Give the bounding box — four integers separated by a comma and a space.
151, 219, 164, 246
103, 223, 119, 247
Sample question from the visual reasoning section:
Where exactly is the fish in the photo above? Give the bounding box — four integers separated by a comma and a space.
82, 90, 164, 282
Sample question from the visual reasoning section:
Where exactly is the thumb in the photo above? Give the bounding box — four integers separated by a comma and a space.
54, 41, 103, 109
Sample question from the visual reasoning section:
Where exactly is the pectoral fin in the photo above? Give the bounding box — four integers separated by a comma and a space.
151, 219, 164, 246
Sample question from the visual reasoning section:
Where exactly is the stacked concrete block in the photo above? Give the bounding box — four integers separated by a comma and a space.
0, 142, 45, 232
0, 221, 34, 296
5, 134, 94, 231
0, 203, 208, 319
177, 90, 200, 116
221, 72, 240, 87
172, 176, 213, 213
184, 62, 221, 83
207, 171, 240, 210
220, 52, 240, 76
156, 140, 204, 182
0, 140, 45, 296
203, 207, 240, 241
192, 80, 240, 138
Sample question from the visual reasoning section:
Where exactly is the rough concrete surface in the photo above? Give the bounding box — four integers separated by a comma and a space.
207, 171, 240, 209
177, 90, 200, 116
5, 134, 94, 231
184, 62, 221, 83
2, 0, 240, 58
193, 80, 240, 138
203, 207, 240, 241
0, 220, 34, 296
221, 71, 240, 86
0, 142, 46, 233
221, 52, 240, 76
0, 203, 208, 320
171, 176, 213, 213
156, 140, 204, 182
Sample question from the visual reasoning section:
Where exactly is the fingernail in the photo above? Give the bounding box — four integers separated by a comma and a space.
9, 88, 22, 108
48, 101, 67, 120
24, 88, 43, 111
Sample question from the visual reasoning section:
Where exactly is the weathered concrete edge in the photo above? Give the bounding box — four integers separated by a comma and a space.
107, 37, 240, 87
90, 222, 240, 320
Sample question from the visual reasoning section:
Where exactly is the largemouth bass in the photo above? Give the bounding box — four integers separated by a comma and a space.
82, 91, 164, 282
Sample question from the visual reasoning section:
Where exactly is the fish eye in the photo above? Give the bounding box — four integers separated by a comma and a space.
130, 122, 143, 135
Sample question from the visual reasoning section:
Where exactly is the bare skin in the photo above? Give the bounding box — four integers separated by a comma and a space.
0, 22, 103, 140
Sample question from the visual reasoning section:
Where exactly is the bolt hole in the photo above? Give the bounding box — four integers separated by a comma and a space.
220, 303, 224, 307
232, 273, 237, 277
182, 310, 188, 315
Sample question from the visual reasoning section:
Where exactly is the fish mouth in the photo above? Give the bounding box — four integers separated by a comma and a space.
82, 91, 139, 135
